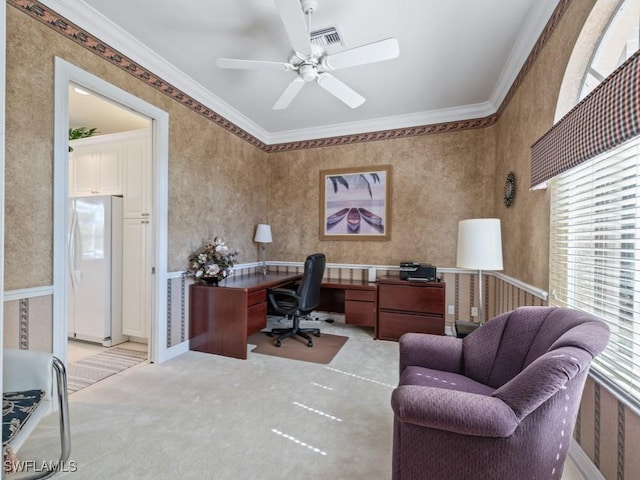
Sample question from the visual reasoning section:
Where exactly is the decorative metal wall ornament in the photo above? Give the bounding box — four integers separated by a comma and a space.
503, 172, 516, 207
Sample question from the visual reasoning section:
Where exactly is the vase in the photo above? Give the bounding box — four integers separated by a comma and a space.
202, 277, 219, 286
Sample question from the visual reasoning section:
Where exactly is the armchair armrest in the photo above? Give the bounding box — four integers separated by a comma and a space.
391, 385, 519, 437
3, 349, 53, 398
492, 346, 592, 420
3, 349, 71, 475
399, 333, 464, 375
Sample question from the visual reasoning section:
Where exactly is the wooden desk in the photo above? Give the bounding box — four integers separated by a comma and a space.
189, 272, 302, 359
318, 279, 378, 332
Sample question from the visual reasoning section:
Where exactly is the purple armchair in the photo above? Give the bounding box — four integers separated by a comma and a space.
391, 306, 610, 480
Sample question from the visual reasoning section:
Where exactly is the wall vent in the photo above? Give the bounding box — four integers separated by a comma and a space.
310, 26, 343, 47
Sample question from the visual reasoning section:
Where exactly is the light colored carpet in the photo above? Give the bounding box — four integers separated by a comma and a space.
67, 347, 148, 394
15, 319, 585, 480
17, 320, 399, 479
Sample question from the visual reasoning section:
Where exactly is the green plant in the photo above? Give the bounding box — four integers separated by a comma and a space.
68, 127, 98, 152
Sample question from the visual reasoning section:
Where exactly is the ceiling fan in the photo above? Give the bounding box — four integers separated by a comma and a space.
216, 0, 400, 110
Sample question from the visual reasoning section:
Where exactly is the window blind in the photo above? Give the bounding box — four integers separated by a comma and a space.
550, 136, 640, 403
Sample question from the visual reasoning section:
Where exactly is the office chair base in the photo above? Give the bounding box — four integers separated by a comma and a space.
266, 316, 320, 347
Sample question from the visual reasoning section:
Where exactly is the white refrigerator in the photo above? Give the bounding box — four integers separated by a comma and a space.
68, 195, 126, 346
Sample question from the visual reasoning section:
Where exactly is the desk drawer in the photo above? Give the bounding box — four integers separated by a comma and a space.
378, 284, 444, 314
247, 301, 267, 335
378, 311, 444, 340
345, 289, 376, 302
247, 289, 266, 307
345, 300, 376, 327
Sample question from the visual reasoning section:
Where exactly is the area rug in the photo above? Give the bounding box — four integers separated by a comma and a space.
247, 331, 348, 364
67, 347, 148, 393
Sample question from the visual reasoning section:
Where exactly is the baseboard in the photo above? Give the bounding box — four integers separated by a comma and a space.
569, 440, 605, 480
157, 341, 189, 363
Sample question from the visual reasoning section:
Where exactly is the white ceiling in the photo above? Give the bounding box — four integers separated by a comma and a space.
43, 0, 560, 145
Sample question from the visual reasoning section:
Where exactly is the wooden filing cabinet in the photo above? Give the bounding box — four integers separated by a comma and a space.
377, 277, 445, 341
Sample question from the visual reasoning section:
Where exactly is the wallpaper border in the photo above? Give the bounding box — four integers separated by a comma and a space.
7, 0, 573, 152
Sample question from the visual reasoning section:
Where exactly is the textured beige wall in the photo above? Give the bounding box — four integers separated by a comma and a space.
5, 7, 267, 289
267, 128, 495, 266
492, 0, 597, 289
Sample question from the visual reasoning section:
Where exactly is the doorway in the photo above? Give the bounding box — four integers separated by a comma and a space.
67, 83, 152, 387
53, 58, 170, 367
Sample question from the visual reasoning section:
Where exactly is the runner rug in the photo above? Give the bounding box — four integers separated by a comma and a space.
247, 331, 348, 364
67, 347, 148, 393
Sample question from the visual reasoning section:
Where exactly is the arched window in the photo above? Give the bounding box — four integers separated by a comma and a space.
548, 0, 640, 406
580, 0, 639, 99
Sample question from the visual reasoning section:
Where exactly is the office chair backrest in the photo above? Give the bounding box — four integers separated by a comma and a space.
296, 253, 326, 312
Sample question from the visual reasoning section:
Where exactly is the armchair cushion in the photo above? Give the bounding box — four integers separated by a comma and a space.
400, 366, 494, 396
2, 390, 45, 446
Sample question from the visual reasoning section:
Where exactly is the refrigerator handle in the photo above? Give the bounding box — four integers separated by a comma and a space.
68, 210, 79, 290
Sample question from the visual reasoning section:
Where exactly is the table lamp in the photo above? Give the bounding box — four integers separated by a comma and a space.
456, 218, 503, 326
254, 224, 272, 275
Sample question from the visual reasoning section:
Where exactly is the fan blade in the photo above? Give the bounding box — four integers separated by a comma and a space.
273, 77, 306, 110
317, 73, 365, 109
321, 38, 399, 71
274, 0, 312, 57
216, 58, 294, 71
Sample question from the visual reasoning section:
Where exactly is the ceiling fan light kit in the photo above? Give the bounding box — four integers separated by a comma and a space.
216, 0, 399, 110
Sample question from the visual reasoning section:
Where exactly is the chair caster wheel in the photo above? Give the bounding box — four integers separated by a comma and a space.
275, 340, 281, 347
307, 341, 313, 347
314, 332, 321, 337
266, 332, 274, 337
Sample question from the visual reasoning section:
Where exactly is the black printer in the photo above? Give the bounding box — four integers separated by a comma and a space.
399, 262, 437, 281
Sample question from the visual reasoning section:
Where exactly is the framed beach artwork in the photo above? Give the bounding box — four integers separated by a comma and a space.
319, 165, 391, 240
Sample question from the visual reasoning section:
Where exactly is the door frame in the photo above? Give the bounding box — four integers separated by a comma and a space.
53, 57, 170, 364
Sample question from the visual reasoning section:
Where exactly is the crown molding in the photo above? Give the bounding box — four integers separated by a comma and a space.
36, 0, 272, 144
489, 0, 561, 109
13, 0, 574, 152
266, 100, 497, 144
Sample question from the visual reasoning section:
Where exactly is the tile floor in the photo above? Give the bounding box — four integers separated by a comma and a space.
67, 339, 147, 364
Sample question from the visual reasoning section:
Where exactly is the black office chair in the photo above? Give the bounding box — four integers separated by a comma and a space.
266, 253, 326, 347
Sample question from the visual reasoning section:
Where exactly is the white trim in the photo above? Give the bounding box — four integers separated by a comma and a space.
266, 102, 497, 144
4, 286, 54, 302
39, 0, 269, 144
53, 58, 170, 365
260, 262, 549, 301
157, 340, 189, 364
569, 440, 605, 480
490, 271, 549, 300
37, 0, 559, 146
488, 1, 561, 111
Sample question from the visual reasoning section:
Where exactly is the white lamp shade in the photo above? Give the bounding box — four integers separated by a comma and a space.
254, 224, 272, 243
456, 218, 503, 270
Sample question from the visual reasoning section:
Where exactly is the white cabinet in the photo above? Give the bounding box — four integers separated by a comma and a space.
122, 135, 152, 219
119, 129, 153, 339
69, 141, 122, 197
121, 218, 152, 338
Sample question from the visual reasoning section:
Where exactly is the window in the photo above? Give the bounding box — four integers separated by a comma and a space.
550, 138, 640, 402
549, 0, 640, 405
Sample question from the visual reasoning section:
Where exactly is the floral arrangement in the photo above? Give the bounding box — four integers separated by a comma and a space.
187, 237, 238, 284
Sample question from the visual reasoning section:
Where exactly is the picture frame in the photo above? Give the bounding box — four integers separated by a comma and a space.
319, 165, 391, 240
